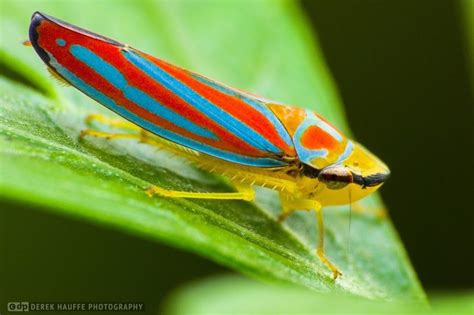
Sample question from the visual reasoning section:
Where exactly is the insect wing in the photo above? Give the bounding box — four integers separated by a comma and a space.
29, 12, 296, 167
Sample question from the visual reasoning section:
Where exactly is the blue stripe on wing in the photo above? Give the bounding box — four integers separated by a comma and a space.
122, 49, 285, 156
70, 45, 217, 140
49, 51, 287, 167
191, 73, 294, 148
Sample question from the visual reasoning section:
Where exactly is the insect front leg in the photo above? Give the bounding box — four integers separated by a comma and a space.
278, 194, 342, 280
314, 205, 342, 280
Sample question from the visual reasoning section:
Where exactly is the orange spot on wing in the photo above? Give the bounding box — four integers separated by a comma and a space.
300, 125, 338, 150
268, 104, 306, 135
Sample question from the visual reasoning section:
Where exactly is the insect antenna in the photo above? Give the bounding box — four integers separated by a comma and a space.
347, 188, 353, 259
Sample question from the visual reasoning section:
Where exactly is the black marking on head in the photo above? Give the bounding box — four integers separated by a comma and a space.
352, 172, 390, 188
301, 161, 390, 189
301, 163, 320, 178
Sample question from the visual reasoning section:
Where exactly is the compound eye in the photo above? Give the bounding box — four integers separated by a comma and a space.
318, 165, 353, 190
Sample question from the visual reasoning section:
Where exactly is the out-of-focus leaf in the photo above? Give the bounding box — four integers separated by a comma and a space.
163, 275, 470, 315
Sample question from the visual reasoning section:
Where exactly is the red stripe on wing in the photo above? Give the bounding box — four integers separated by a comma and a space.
139, 53, 296, 157
37, 21, 266, 157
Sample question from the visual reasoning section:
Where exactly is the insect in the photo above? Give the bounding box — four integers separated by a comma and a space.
28, 11, 390, 279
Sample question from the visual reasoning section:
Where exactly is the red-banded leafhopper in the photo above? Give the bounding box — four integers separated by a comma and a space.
27, 11, 390, 279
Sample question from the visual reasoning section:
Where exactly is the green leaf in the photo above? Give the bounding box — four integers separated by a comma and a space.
163, 275, 470, 315
0, 0, 425, 301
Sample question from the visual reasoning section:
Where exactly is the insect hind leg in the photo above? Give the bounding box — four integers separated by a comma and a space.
79, 129, 144, 141
85, 113, 141, 131
146, 182, 255, 201
80, 113, 256, 202
80, 113, 157, 144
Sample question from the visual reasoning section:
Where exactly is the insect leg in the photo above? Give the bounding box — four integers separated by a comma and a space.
277, 195, 318, 222
277, 196, 342, 279
80, 115, 255, 200
315, 206, 342, 280
146, 183, 255, 201
80, 129, 144, 141
85, 113, 141, 131
277, 193, 297, 222
80, 113, 160, 144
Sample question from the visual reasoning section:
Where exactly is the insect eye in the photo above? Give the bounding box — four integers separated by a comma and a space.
318, 165, 353, 190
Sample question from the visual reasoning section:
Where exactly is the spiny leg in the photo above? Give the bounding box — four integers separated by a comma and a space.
80, 127, 256, 201
146, 182, 255, 201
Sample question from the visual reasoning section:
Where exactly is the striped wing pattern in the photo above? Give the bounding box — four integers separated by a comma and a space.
29, 12, 296, 167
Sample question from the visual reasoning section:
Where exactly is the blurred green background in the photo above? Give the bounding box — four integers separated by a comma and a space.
1, 0, 472, 314
303, 0, 473, 290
